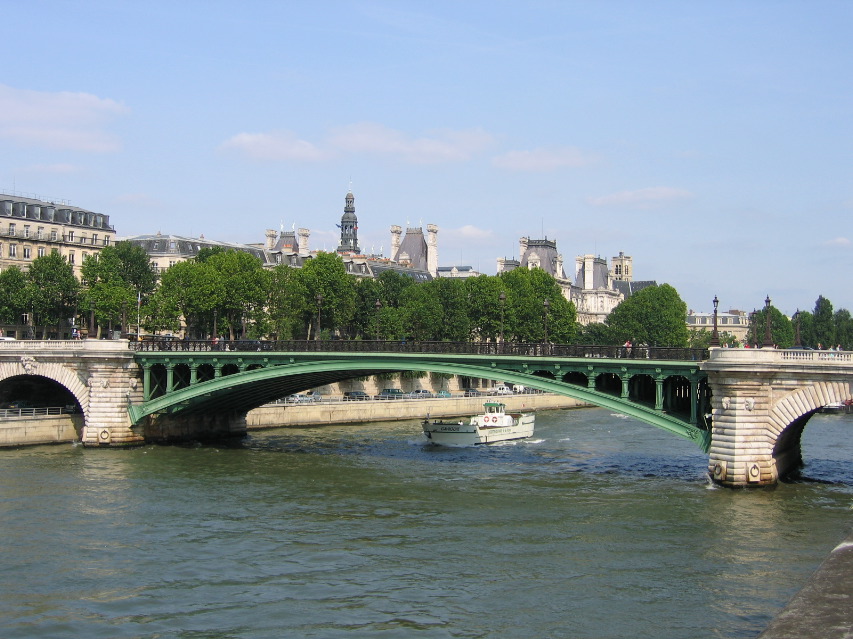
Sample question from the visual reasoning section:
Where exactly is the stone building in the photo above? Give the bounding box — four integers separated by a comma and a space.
497, 236, 655, 325
121, 232, 270, 273
0, 193, 117, 278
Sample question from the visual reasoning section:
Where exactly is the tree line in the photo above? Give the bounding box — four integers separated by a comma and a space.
2, 243, 847, 349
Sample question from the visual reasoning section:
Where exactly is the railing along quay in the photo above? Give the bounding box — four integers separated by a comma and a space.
130, 339, 709, 361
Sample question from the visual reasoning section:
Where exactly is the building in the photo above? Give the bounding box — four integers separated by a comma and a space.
687, 308, 750, 342
497, 236, 654, 325
121, 232, 269, 273
0, 193, 117, 277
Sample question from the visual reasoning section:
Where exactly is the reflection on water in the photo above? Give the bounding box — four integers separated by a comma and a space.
0, 408, 850, 638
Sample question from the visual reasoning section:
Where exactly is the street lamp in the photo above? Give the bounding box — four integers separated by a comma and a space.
543, 298, 550, 346
710, 295, 720, 347
762, 295, 773, 348
374, 299, 382, 342
499, 291, 506, 344
315, 293, 324, 341
213, 309, 218, 339
794, 309, 802, 348
88, 301, 95, 339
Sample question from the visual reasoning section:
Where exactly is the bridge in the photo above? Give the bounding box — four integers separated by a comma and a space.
0, 339, 850, 486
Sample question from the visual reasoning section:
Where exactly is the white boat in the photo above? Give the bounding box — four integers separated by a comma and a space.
422, 401, 535, 446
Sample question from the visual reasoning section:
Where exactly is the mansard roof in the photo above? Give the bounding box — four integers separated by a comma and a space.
0, 193, 114, 231
612, 280, 657, 298
120, 233, 267, 262
396, 227, 428, 271
520, 238, 564, 278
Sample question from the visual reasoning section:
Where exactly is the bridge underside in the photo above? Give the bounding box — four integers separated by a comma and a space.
130, 352, 712, 451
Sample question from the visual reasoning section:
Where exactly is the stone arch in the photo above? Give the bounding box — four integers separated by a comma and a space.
0, 359, 90, 416
768, 380, 853, 478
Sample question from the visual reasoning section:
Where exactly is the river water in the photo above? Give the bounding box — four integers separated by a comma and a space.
1, 407, 851, 639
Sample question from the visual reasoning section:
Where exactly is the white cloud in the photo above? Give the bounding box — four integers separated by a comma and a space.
587, 187, 693, 208
0, 84, 128, 152
219, 131, 331, 162
221, 122, 494, 165
454, 224, 495, 240
328, 122, 493, 164
824, 236, 850, 247
492, 146, 598, 171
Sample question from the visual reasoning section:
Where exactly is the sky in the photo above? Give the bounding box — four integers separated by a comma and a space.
1, 1, 851, 316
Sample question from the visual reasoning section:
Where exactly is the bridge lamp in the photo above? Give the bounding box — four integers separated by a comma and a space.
710, 295, 720, 347
213, 309, 218, 340
375, 299, 382, 342
315, 294, 324, 341
89, 301, 95, 339
543, 298, 550, 345
762, 295, 773, 348
499, 291, 506, 343
794, 309, 802, 348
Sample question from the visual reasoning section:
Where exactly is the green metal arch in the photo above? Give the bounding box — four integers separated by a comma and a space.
129, 358, 710, 451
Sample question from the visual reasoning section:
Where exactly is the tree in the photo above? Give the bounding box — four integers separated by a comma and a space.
498, 268, 577, 343
465, 275, 507, 342
149, 260, 223, 337
81, 241, 158, 336
0, 266, 28, 325
25, 253, 79, 336
833, 308, 853, 350
812, 295, 835, 348
206, 251, 269, 339
605, 283, 689, 347
296, 252, 356, 339
751, 305, 794, 348
267, 264, 310, 340
400, 284, 445, 341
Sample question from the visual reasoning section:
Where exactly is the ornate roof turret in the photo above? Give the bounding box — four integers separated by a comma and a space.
337, 190, 360, 254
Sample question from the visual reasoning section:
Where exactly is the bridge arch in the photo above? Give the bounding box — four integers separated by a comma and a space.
128, 357, 710, 450
0, 359, 89, 416
769, 380, 853, 476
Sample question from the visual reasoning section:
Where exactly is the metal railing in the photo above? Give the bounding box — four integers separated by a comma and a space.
0, 406, 79, 418
130, 339, 709, 361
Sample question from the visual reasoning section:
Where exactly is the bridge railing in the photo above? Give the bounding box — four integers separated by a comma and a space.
130, 339, 709, 361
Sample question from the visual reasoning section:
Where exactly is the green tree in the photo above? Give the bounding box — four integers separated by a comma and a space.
296, 252, 356, 339
498, 268, 577, 343
149, 260, 223, 337
206, 251, 269, 339
267, 264, 310, 340
25, 252, 79, 336
426, 277, 470, 341
751, 305, 794, 348
812, 295, 835, 348
0, 266, 28, 325
465, 275, 507, 342
605, 283, 689, 347
400, 284, 444, 341
833, 308, 853, 350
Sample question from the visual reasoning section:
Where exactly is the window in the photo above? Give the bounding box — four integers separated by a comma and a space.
104, 236, 110, 246
23, 225, 30, 238
68, 231, 74, 242
92, 234, 98, 245
9, 244, 17, 258
50, 229, 58, 241
37, 227, 44, 239
37, 247, 45, 258
8, 223, 15, 235
23, 247, 31, 259
68, 252, 75, 264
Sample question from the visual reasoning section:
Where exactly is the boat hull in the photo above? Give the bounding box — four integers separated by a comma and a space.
423, 413, 534, 447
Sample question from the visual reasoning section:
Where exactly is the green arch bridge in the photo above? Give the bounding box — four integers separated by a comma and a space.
129, 341, 712, 452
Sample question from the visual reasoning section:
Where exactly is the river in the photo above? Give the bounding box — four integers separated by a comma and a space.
1, 407, 851, 638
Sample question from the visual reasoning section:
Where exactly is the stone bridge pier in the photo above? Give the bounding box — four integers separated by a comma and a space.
0, 340, 247, 446
703, 348, 853, 486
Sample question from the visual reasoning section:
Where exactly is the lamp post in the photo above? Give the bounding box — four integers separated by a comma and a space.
762, 295, 773, 348
499, 291, 506, 344
543, 298, 550, 346
794, 309, 802, 348
213, 309, 218, 340
315, 293, 324, 341
88, 301, 95, 339
710, 295, 720, 347
374, 299, 382, 342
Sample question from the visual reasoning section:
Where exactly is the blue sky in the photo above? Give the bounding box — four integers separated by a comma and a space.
1, 1, 851, 316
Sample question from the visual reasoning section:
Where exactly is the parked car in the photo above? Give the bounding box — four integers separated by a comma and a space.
463, 389, 483, 397
375, 388, 405, 400
406, 389, 433, 399
490, 385, 513, 396
343, 390, 370, 401
304, 391, 323, 402
436, 390, 452, 398
285, 394, 316, 404
512, 384, 526, 394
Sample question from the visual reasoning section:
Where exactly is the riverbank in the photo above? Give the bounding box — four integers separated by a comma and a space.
758, 528, 853, 639
247, 393, 588, 429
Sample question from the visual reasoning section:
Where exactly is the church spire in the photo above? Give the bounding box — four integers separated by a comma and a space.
336, 190, 360, 254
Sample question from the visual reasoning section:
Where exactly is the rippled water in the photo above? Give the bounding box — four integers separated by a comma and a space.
1, 408, 851, 638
